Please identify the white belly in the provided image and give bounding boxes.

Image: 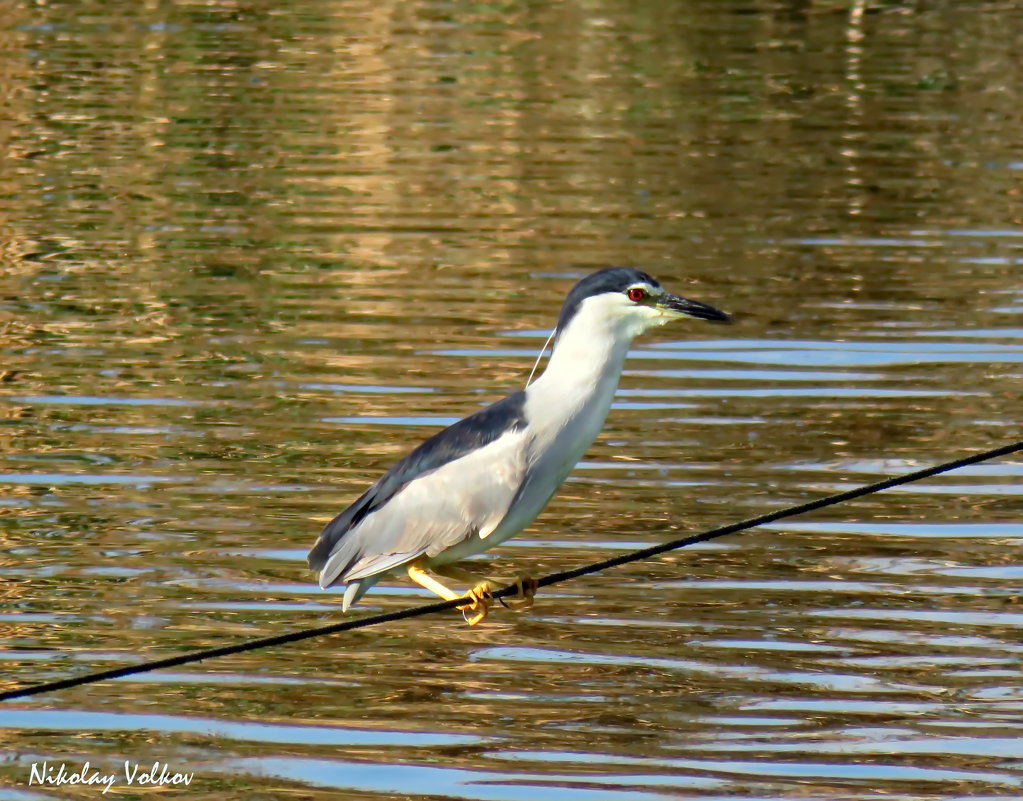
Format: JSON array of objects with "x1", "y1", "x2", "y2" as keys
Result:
[{"x1": 427, "y1": 360, "x2": 621, "y2": 567}]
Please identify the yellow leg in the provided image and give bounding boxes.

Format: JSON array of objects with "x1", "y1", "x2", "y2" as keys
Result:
[
  {"x1": 406, "y1": 563, "x2": 493, "y2": 625},
  {"x1": 432, "y1": 563, "x2": 537, "y2": 612},
  {"x1": 406, "y1": 563, "x2": 461, "y2": 601}
]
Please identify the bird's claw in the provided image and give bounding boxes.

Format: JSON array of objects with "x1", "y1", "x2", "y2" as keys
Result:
[
  {"x1": 498, "y1": 576, "x2": 538, "y2": 610},
  {"x1": 457, "y1": 582, "x2": 493, "y2": 625}
]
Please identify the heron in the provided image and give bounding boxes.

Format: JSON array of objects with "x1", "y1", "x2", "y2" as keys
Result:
[{"x1": 308, "y1": 267, "x2": 730, "y2": 624}]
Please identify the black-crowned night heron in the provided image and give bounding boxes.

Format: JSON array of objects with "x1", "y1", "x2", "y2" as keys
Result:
[{"x1": 308, "y1": 267, "x2": 730, "y2": 624}]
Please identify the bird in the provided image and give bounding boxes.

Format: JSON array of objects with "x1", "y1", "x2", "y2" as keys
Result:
[{"x1": 308, "y1": 267, "x2": 730, "y2": 624}]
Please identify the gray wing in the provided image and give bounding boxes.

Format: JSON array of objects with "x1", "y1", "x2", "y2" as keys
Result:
[
  {"x1": 318, "y1": 429, "x2": 529, "y2": 588},
  {"x1": 308, "y1": 391, "x2": 529, "y2": 589}
]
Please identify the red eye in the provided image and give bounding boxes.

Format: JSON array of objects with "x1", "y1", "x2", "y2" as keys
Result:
[{"x1": 627, "y1": 287, "x2": 646, "y2": 302}]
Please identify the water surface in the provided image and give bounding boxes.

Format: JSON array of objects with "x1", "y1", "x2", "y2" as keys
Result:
[{"x1": 1, "y1": 1, "x2": 1022, "y2": 799}]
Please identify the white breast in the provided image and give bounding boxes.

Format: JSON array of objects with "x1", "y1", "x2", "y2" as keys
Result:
[{"x1": 479, "y1": 295, "x2": 635, "y2": 548}]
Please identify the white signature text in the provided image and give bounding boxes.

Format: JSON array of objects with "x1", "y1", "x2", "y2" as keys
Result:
[{"x1": 29, "y1": 760, "x2": 194, "y2": 794}]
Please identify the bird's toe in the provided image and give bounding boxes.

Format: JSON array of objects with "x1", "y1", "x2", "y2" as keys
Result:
[
  {"x1": 457, "y1": 582, "x2": 493, "y2": 625},
  {"x1": 499, "y1": 576, "x2": 538, "y2": 610}
]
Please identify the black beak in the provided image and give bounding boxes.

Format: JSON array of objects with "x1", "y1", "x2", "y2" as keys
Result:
[{"x1": 659, "y1": 294, "x2": 731, "y2": 323}]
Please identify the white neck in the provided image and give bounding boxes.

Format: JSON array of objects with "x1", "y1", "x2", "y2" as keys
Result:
[
  {"x1": 525, "y1": 296, "x2": 638, "y2": 445},
  {"x1": 534, "y1": 321, "x2": 629, "y2": 394}
]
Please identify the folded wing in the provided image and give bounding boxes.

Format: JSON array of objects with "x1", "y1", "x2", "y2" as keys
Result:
[{"x1": 308, "y1": 390, "x2": 530, "y2": 590}]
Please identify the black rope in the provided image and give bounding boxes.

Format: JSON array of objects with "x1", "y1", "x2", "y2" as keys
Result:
[{"x1": 3, "y1": 440, "x2": 1021, "y2": 702}]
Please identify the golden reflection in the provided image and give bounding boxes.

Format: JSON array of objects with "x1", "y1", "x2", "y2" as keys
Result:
[{"x1": 0, "y1": 1, "x2": 1021, "y2": 798}]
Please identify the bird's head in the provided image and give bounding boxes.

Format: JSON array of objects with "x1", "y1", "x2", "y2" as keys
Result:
[{"x1": 554, "y1": 267, "x2": 730, "y2": 345}]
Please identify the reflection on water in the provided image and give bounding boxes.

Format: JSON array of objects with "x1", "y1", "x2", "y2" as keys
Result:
[{"x1": 1, "y1": 0, "x2": 1023, "y2": 799}]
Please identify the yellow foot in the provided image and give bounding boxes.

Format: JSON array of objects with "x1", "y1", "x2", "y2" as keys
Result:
[
  {"x1": 499, "y1": 576, "x2": 538, "y2": 611},
  {"x1": 456, "y1": 582, "x2": 493, "y2": 626}
]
